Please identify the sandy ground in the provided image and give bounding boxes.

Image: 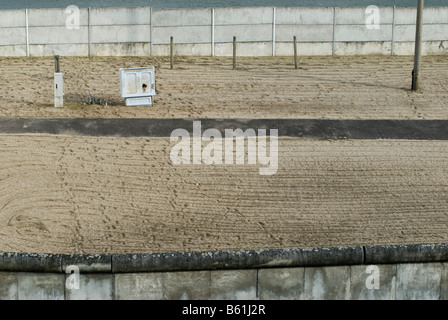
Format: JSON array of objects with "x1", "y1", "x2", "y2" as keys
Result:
[
  {"x1": 0, "y1": 135, "x2": 447, "y2": 254},
  {"x1": 0, "y1": 55, "x2": 447, "y2": 120},
  {"x1": 0, "y1": 55, "x2": 447, "y2": 255}
]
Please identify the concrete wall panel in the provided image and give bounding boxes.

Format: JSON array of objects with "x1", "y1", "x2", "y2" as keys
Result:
[
  {"x1": 302, "y1": 266, "x2": 351, "y2": 300},
  {"x1": 335, "y1": 41, "x2": 392, "y2": 55},
  {"x1": 349, "y1": 265, "x2": 397, "y2": 300},
  {"x1": 215, "y1": 25, "x2": 272, "y2": 43},
  {"x1": 336, "y1": 7, "x2": 394, "y2": 25},
  {"x1": 214, "y1": 42, "x2": 272, "y2": 56},
  {"x1": 210, "y1": 270, "x2": 257, "y2": 300},
  {"x1": 395, "y1": 263, "x2": 443, "y2": 300},
  {"x1": 0, "y1": 28, "x2": 26, "y2": 46},
  {"x1": 276, "y1": 25, "x2": 333, "y2": 42},
  {"x1": 91, "y1": 7, "x2": 151, "y2": 26},
  {"x1": 258, "y1": 268, "x2": 304, "y2": 300},
  {"x1": 91, "y1": 25, "x2": 150, "y2": 43},
  {"x1": 153, "y1": 26, "x2": 210, "y2": 44},
  {"x1": 215, "y1": 7, "x2": 273, "y2": 25},
  {"x1": 0, "y1": 45, "x2": 27, "y2": 57},
  {"x1": 29, "y1": 27, "x2": 88, "y2": 45},
  {"x1": 66, "y1": 274, "x2": 114, "y2": 300},
  {"x1": 335, "y1": 25, "x2": 393, "y2": 42},
  {"x1": 0, "y1": 10, "x2": 26, "y2": 28},
  {"x1": 153, "y1": 8, "x2": 211, "y2": 27},
  {"x1": 395, "y1": 8, "x2": 417, "y2": 25},
  {"x1": 29, "y1": 44, "x2": 88, "y2": 56},
  {"x1": 153, "y1": 43, "x2": 211, "y2": 56},
  {"x1": 17, "y1": 273, "x2": 65, "y2": 300},
  {"x1": 92, "y1": 43, "x2": 151, "y2": 56},
  {"x1": 29, "y1": 8, "x2": 88, "y2": 27},
  {"x1": 276, "y1": 7, "x2": 333, "y2": 25},
  {"x1": 276, "y1": 42, "x2": 333, "y2": 56},
  {"x1": 115, "y1": 273, "x2": 164, "y2": 300},
  {"x1": 0, "y1": 273, "x2": 18, "y2": 300}
]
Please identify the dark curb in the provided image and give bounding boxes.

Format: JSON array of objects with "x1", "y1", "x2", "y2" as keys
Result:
[
  {"x1": 0, "y1": 252, "x2": 62, "y2": 273},
  {"x1": 62, "y1": 254, "x2": 112, "y2": 273},
  {"x1": 0, "y1": 243, "x2": 447, "y2": 273},
  {"x1": 364, "y1": 243, "x2": 448, "y2": 264},
  {"x1": 111, "y1": 246, "x2": 363, "y2": 273}
]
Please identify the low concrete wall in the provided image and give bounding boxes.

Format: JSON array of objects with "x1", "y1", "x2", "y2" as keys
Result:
[
  {"x1": 0, "y1": 6, "x2": 447, "y2": 57},
  {"x1": 0, "y1": 243, "x2": 447, "y2": 300}
]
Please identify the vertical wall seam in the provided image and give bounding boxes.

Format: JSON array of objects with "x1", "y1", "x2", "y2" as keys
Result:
[
  {"x1": 112, "y1": 273, "x2": 116, "y2": 300},
  {"x1": 332, "y1": 7, "x2": 336, "y2": 56},
  {"x1": 391, "y1": 5, "x2": 396, "y2": 56},
  {"x1": 88, "y1": 7, "x2": 91, "y2": 57},
  {"x1": 211, "y1": 8, "x2": 215, "y2": 57},
  {"x1": 150, "y1": 7, "x2": 153, "y2": 56},
  {"x1": 255, "y1": 269, "x2": 259, "y2": 299},
  {"x1": 362, "y1": 246, "x2": 367, "y2": 265},
  {"x1": 25, "y1": 9, "x2": 29, "y2": 57},
  {"x1": 272, "y1": 7, "x2": 276, "y2": 57}
]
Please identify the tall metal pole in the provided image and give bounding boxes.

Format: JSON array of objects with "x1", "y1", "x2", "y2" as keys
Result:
[{"x1": 412, "y1": 0, "x2": 424, "y2": 91}]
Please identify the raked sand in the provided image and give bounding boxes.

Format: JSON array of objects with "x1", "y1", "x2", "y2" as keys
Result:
[{"x1": 0, "y1": 136, "x2": 446, "y2": 254}]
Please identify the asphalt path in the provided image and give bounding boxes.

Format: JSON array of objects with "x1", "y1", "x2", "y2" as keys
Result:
[{"x1": 1, "y1": 118, "x2": 448, "y2": 140}]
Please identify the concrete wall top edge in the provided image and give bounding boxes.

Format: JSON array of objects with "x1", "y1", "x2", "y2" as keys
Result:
[{"x1": 0, "y1": 243, "x2": 447, "y2": 273}]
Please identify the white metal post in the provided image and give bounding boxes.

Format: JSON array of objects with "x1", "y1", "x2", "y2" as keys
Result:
[
  {"x1": 150, "y1": 7, "x2": 153, "y2": 56},
  {"x1": 88, "y1": 7, "x2": 91, "y2": 57},
  {"x1": 25, "y1": 9, "x2": 29, "y2": 57},
  {"x1": 272, "y1": 7, "x2": 276, "y2": 57},
  {"x1": 332, "y1": 7, "x2": 336, "y2": 56},
  {"x1": 391, "y1": 5, "x2": 396, "y2": 56},
  {"x1": 211, "y1": 8, "x2": 215, "y2": 57}
]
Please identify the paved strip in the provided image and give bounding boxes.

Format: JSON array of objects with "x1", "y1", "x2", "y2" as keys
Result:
[{"x1": 1, "y1": 118, "x2": 448, "y2": 140}]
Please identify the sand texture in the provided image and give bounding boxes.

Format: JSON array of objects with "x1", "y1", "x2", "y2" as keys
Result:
[
  {"x1": 0, "y1": 55, "x2": 447, "y2": 120},
  {"x1": 0, "y1": 55, "x2": 447, "y2": 254},
  {"x1": 0, "y1": 136, "x2": 447, "y2": 254}
]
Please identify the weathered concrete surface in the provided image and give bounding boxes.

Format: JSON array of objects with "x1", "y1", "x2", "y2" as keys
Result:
[
  {"x1": 210, "y1": 270, "x2": 257, "y2": 300},
  {"x1": 115, "y1": 273, "x2": 164, "y2": 300},
  {"x1": 1, "y1": 261, "x2": 448, "y2": 299},
  {"x1": 163, "y1": 271, "x2": 211, "y2": 300},
  {"x1": 349, "y1": 264, "x2": 397, "y2": 300},
  {"x1": 441, "y1": 263, "x2": 448, "y2": 300},
  {"x1": 17, "y1": 273, "x2": 65, "y2": 300},
  {"x1": 395, "y1": 263, "x2": 443, "y2": 300},
  {"x1": 258, "y1": 268, "x2": 304, "y2": 300},
  {"x1": 0, "y1": 272, "x2": 18, "y2": 300},
  {"x1": 302, "y1": 266, "x2": 351, "y2": 300},
  {"x1": 65, "y1": 274, "x2": 113, "y2": 300}
]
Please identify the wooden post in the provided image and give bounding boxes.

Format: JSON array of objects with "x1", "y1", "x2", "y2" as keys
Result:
[
  {"x1": 170, "y1": 36, "x2": 174, "y2": 69},
  {"x1": 54, "y1": 55, "x2": 60, "y2": 73},
  {"x1": 293, "y1": 36, "x2": 298, "y2": 70},
  {"x1": 233, "y1": 36, "x2": 236, "y2": 70},
  {"x1": 412, "y1": 0, "x2": 424, "y2": 91}
]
